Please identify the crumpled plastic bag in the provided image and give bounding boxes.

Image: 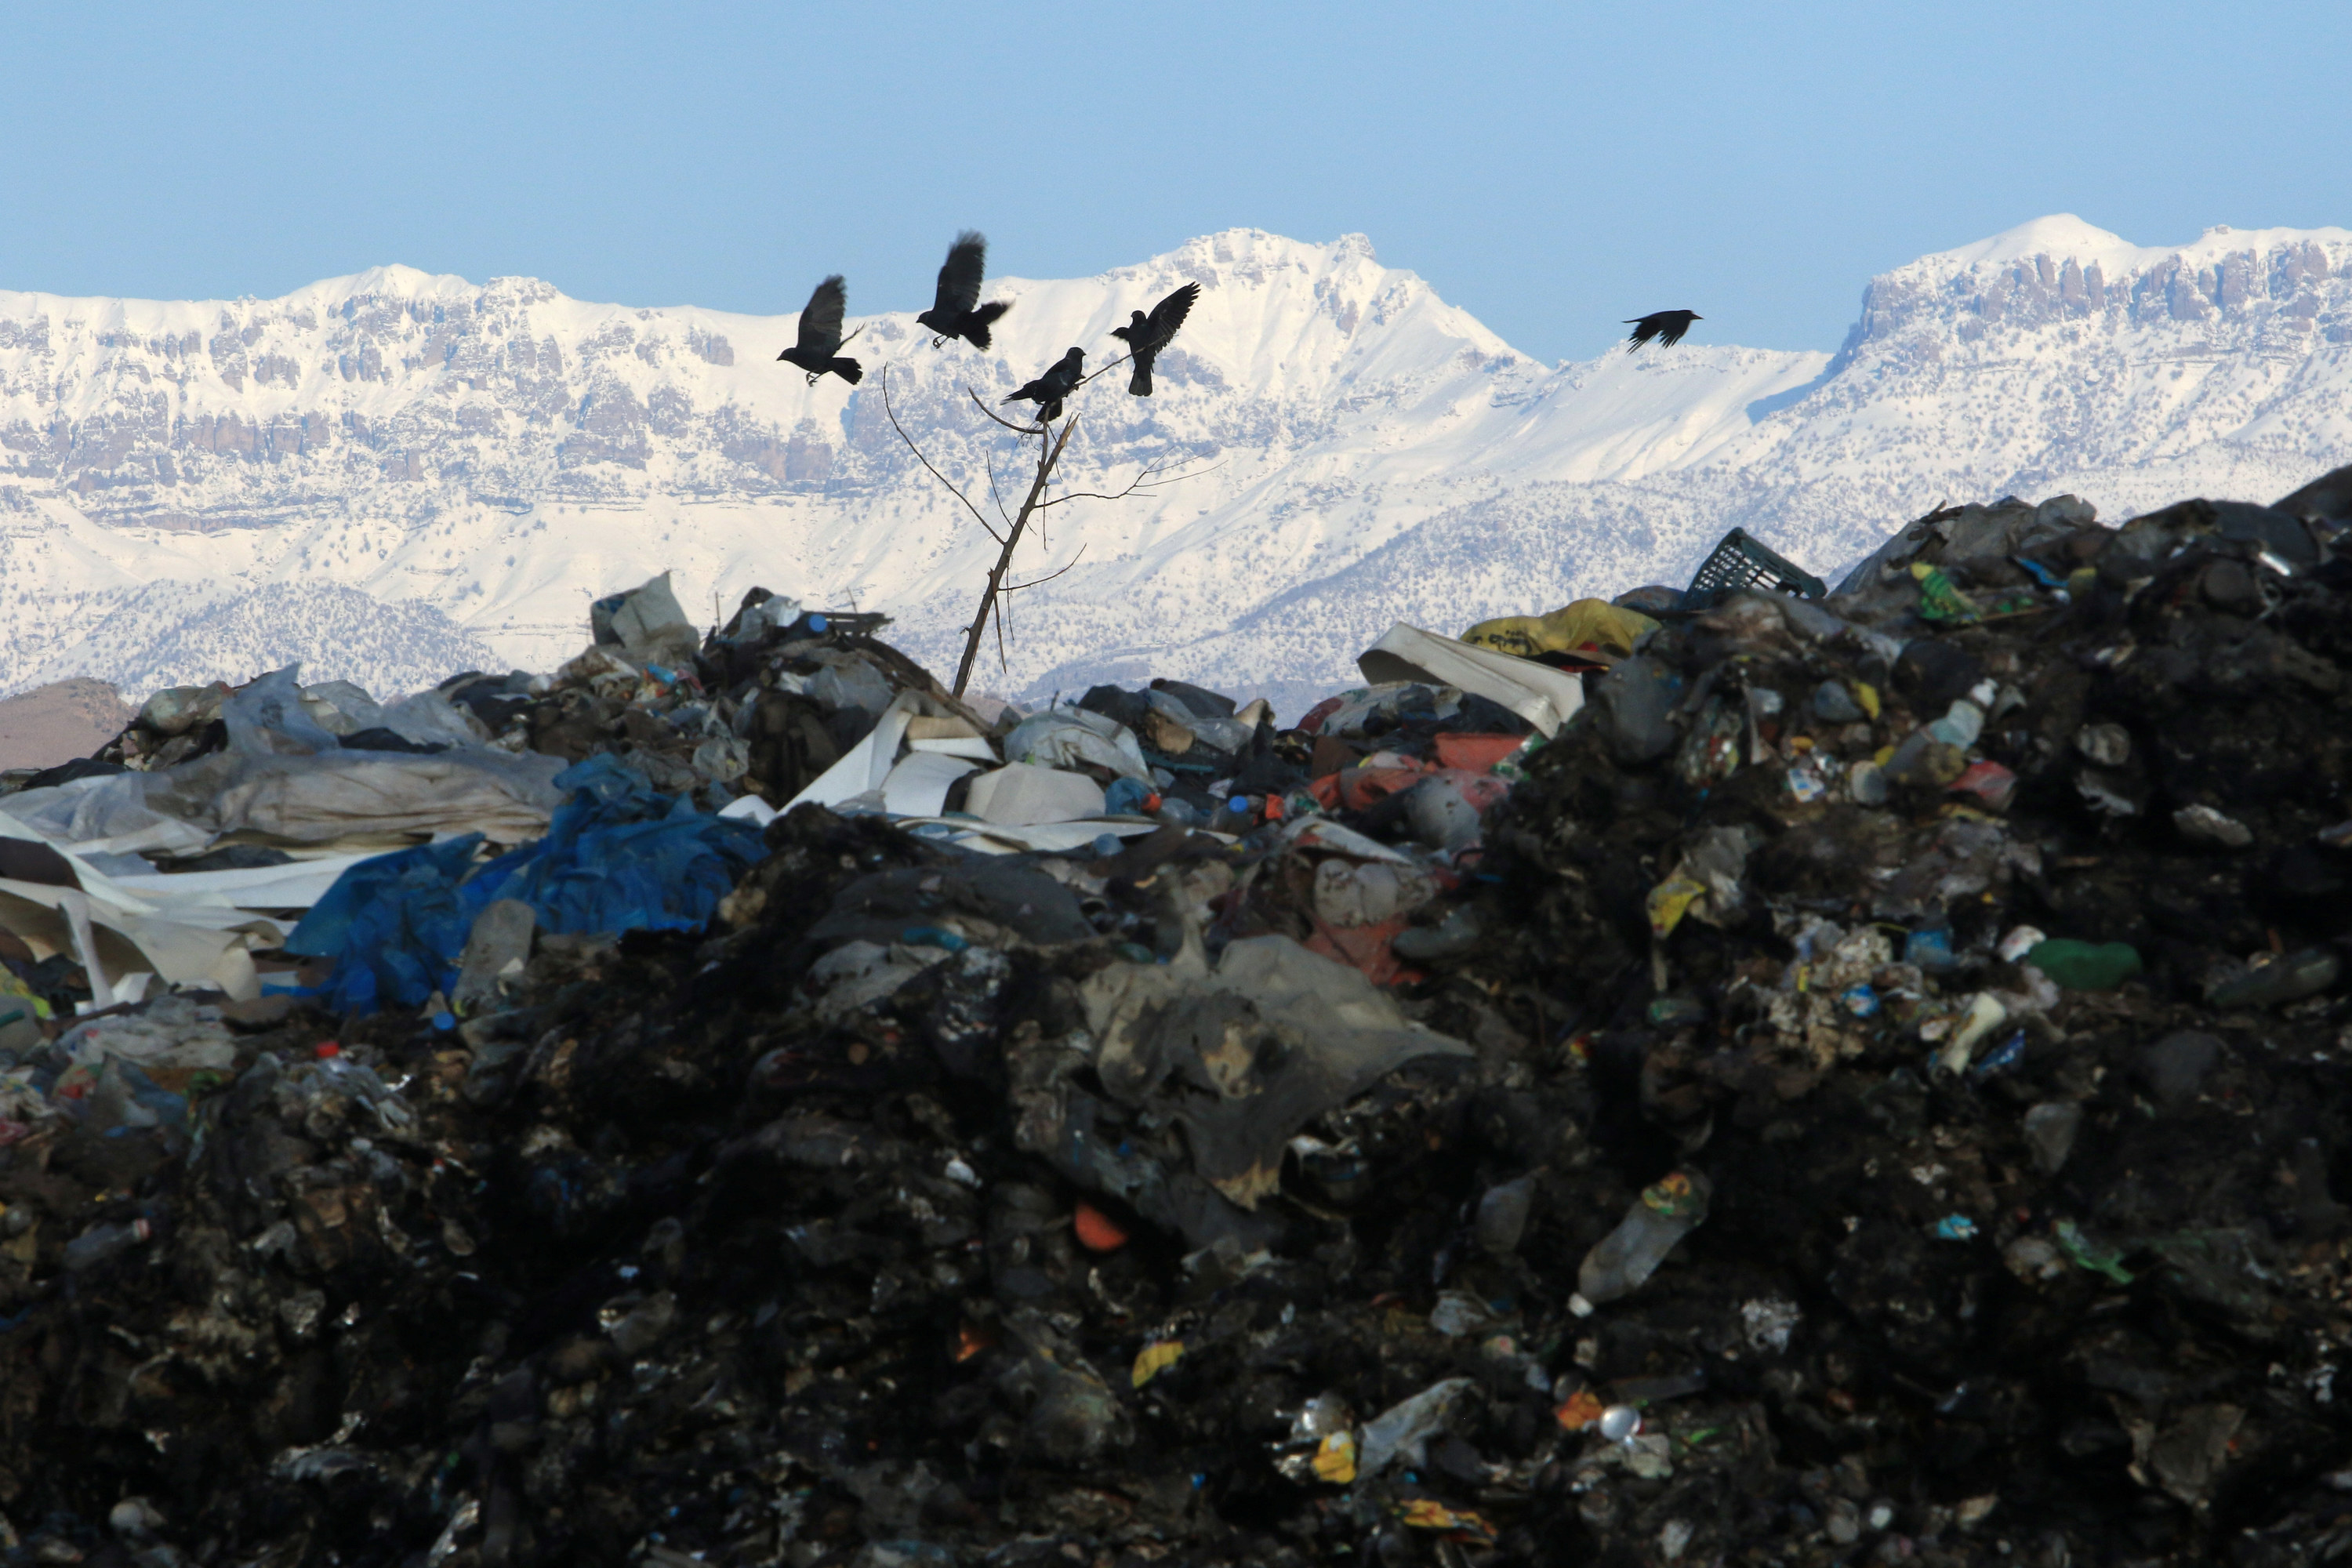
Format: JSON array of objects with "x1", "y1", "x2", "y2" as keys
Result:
[
  {"x1": 284, "y1": 836, "x2": 490, "y2": 1014},
  {"x1": 472, "y1": 753, "x2": 766, "y2": 937},
  {"x1": 222, "y1": 667, "x2": 343, "y2": 757},
  {"x1": 591, "y1": 571, "x2": 702, "y2": 669},
  {"x1": 1080, "y1": 935, "x2": 1472, "y2": 1207},
  {"x1": 380, "y1": 688, "x2": 493, "y2": 749},
  {"x1": 1460, "y1": 597, "x2": 1659, "y2": 659},
  {"x1": 143, "y1": 748, "x2": 567, "y2": 848},
  {"x1": 1001, "y1": 707, "x2": 1152, "y2": 782}
]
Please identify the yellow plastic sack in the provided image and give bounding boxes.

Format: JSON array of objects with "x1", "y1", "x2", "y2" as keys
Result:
[
  {"x1": 1312, "y1": 1431, "x2": 1357, "y2": 1483},
  {"x1": 1461, "y1": 598, "x2": 1659, "y2": 659},
  {"x1": 1131, "y1": 1341, "x2": 1185, "y2": 1388}
]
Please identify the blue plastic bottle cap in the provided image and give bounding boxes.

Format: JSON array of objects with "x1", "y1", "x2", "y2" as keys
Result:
[{"x1": 807, "y1": 614, "x2": 829, "y2": 633}]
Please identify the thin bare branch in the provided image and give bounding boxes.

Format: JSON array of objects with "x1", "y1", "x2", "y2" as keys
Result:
[
  {"x1": 1073, "y1": 349, "x2": 1135, "y2": 389},
  {"x1": 882, "y1": 368, "x2": 1003, "y2": 544},
  {"x1": 982, "y1": 451, "x2": 1014, "y2": 529},
  {"x1": 1000, "y1": 543, "x2": 1089, "y2": 593},
  {"x1": 1034, "y1": 456, "x2": 1221, "y2": 509},
  {"x1": 967, "y1": 387, "x2": 1044, "y2": 434}
]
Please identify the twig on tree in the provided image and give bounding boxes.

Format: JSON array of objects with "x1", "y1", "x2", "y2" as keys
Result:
[
  {"x1": 967, "y1": 387, "x2": 1045, "y2": 434},
  {"x1": 1034, "y1": 456, "x2": 1219, "y2": 510},
  {"x1": 882, "y1": 368, "x2": 1003, "y2": 544},
  {"x1": 1001, "y1": 544, "x2": 1088, "y2": 593},
  {"x1": 983, "y1": 452, "x2": 1015, "y2": 531},
  {"x1": 1073, "y1": 349, "x2": 1135, "y2": 390}
]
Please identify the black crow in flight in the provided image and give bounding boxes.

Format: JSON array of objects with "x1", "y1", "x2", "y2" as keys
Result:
[
  {"x1": 1004, "y1": 347, "x2": 1084, "y2": 423},
  {"x1": 1110, "y1": 281, "x2": 1200, "y2": 395},
  {"x1": 915, "y1": 230, "x2": 1013, "y2": 350},
  {"x1": 1624, "y1": 310, "x2": 1701, "y2": 352},
  {"x1": 776, "y1": 274, "x2": 864, "y2": 385}
]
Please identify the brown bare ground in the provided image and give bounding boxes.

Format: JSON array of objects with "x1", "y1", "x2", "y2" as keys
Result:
[{"x1": 0, "y1": 677, "x2": 133, "y2": 771}]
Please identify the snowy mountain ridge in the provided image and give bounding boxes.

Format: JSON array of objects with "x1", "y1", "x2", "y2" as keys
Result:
[{"x1": 2, "y1": 216, "x2": 2347, "y2": 710}]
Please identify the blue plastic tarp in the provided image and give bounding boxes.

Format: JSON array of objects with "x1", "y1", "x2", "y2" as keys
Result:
[{"x1": 285, "y1": 755, "x2": 768, "y2": 1014}]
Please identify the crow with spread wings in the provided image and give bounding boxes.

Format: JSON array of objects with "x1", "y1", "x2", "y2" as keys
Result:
[
  {"x1": 1623, "y1": 310, "x2": 1701, "y2": 352},
  {"x1": 776, "y1": 275, "x2": 864, "y2": 385},
  {"x1": 915, "y1": 230, "x2": 1013, "y2": 350},
  {"x1": 1111, "y1": 281, "x2": 1200, "y2": 396}
]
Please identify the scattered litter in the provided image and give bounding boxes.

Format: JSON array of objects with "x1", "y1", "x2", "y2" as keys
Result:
[{"x1": 3, "y1": 468, "x2": 2350, "y2": 1566}]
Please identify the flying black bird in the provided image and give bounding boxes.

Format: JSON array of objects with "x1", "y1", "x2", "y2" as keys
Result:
[
  {"x1": 1624, "y1": 310, "x2": 1701, "y2": 352},
  {"x1": 776, "y1": 274, "x2": 864, "y2": 385},
  {"x1": 1110, "y1": 281, "x2": 1200, "y2": 396},
  {"x1": 915, "y1": 230, "x2": 1013, "y2": 350},
  {"x1": 1003, "y1": 347, "x2": 1083, "y2": 423}
]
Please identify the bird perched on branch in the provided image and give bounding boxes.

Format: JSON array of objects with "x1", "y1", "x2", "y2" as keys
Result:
[
  {"x1": 915, "y1": 230, "x2": 1013, "y2": 350},
  {"x1": 1111, "y1": 281, "x2": 1200, "y2": 396},
  {"x1": 1004, "y1": 347, "x2": 1083, "y2": 423},
  {"x1": 776, "y1": 275, "x2": 864, "y2": 385},
  {"x1": 1623, "y1": 310, "x2": 1700, "y2": 352}
]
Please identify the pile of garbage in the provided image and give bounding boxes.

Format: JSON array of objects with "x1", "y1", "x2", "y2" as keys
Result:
[{"x1": 0, "y1": 464, "x2": 2349, "y2": 1567}]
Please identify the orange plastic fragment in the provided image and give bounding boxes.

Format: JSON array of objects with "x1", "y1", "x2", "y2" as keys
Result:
[
  {"x1": 1336, "y1": 765, "x2": 1427, "y2": 812},
  {"x1": 1433, "y1": 733, "x2": 1526, "y2": 772},
  {"x1": 1555, "y1": 1388, "x2": 1606, "y2": 1430},
  {"x1": 1073, "y1": 1201, "x2": 1130, "y2": 1252}
]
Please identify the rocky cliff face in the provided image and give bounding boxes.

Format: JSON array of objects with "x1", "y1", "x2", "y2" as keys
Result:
[
  {"x1": 1755, "y1": 216, "x2": 2352, "y2": 522},
  {"x1": 2, "y1": 217, "x2": 2347, "y2": 706}
]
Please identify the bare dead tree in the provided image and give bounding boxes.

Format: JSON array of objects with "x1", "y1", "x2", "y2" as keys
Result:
[{"x1": 879, "y1": 365, "x2": 1203, "y2": 698}]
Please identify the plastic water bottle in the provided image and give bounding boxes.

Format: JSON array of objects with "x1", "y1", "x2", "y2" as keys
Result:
[
  {"x1": 64, "y1": 1217, "x2": 152, "y2": 1272},
  {"x1": 1577, "y1": 1171, "x2": 1711, "y2": 1305}
]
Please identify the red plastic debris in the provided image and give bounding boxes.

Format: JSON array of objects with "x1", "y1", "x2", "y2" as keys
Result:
[
  {"x1": 1073, "y1": 1201, "x2": 1131, "y2": 1252},
  {"x1": 1305, "y1": 916, "x2": 1417, "y2": 988},
  {"x1": 1296, "y1": 696, "x2": 1344, "y2": 735},
  {"x1": 1434, "y1": 733, "x2": 1526, "y2": 772},
  {"x1": 1948, "y1": 760, "x2": 2018, "y2": 811}
]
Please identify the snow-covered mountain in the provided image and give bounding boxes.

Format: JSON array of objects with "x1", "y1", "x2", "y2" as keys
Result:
[{"x1": 3, "y1": 216, "x2": 2347, "y2": 709}]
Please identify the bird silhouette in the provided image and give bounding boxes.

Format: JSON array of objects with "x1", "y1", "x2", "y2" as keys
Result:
[
  {"x1": 1624, "y1": 310, "x2": 1701, "y2": 352},
  {"x1": 1110, "y1": 281, "x2": 1200, "y2": 396},
  {"x1": 776, "y1": 275, "x2": 864, "y2": 385},
  {"x1": 1004, "y1": 347, "x2": 1084, "y2": 423},
  {"x1": 915, "y1": 230, "x2": 1013, "y2": 350}
]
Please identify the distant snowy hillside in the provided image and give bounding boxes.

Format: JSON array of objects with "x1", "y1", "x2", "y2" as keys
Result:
[{"x1": 2, "y1": 216, "x2": 2347, "y2": 706}]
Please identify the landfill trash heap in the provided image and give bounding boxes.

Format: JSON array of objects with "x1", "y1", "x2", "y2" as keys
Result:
[{"x1": 0, "y1": 466, "x2": 2350, "y2": 1567}]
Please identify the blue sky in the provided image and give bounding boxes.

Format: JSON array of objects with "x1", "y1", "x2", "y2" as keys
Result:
[{"x1": 4, "y1": 1, "x2": 2344, "y2": 362}]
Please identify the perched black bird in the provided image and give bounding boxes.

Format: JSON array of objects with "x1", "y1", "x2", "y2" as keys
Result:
[
  {"x1": 915, "y1": 230, "x2": 1013, "y2": 350},
  {"x1": 1624, "y1": 310, "x2": 1701, "y2": 352},
  {"x1": 1110, "y1": 281, "x2": 1200, "y2": 396},
  {"x1": 776, "y1": 274, "x2": 864, "y2": 385},
  {"x1": 1004, "y1": 347, "x2": 1083, "y2": 423}
]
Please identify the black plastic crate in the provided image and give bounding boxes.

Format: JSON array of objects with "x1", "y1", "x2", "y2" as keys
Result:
[{"x1": 1679, "y1": 528, "x2": 1826, "y2": 610}]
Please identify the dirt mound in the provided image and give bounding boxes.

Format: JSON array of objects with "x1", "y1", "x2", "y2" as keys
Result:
[{"x1": 0, "y1": 678, "x2": 133, "y2": 772}]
